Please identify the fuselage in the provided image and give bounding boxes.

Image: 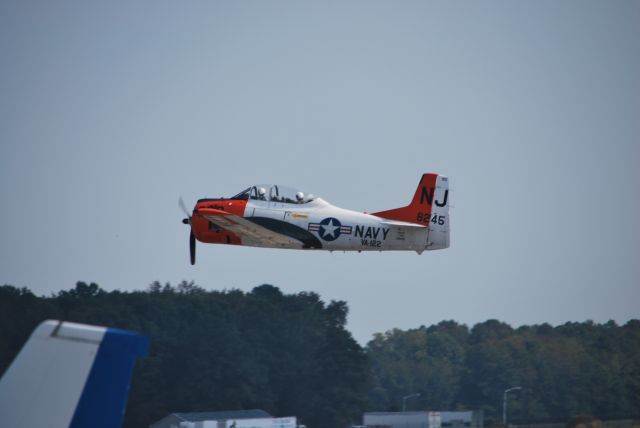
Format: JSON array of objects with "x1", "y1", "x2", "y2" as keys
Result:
[
  {"x1": 192, "y1": 197, "x2": 430, "y2": 252},
  {"x1": 245, "y1": 197, "x2": 429, "y2": 252}
]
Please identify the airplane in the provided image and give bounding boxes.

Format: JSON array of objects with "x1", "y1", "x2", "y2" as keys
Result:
[
  {"x1": 0, "y1": 320, "x2": 148, "y2": 428},
  {"x1": 180, "y1": 172, "x2": 449, "y2": 265}
]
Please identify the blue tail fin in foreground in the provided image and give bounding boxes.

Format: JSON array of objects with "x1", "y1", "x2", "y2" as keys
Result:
[{"x1": 0, "y1": 320, "x2": 148, "y2": 428}]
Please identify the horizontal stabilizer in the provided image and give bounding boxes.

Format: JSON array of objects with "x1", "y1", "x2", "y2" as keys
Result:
[{"x1": 379, "y1": 219, "x2": 427, "y2": 228}]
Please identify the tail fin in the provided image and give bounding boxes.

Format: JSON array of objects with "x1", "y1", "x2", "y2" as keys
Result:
[
  {"x1": 373, "y1": 173, "x2": 450, "y2": 250},
  {"x1": 0, "y1": 320, "x2": 149, "y2": 428}
]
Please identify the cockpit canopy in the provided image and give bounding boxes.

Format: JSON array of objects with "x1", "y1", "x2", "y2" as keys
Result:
[{"x1": 232, "y1": 185, "x2": 317, "y2": 204}]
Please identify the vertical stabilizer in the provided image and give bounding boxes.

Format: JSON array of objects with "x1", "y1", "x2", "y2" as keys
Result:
[
  {"x1": 372, "y1": 173, "x2": 450, "y2": 250},
  {"x1": 0, "y1": 320, "x2": 148, "y2": 428}
]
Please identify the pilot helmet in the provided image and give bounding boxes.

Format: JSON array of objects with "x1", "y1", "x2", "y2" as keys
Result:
[
  {"x1": 258, "y1": 187, "x2": 266, "y2": 197},
  {"x1": 295, "y1": 191, "x2": 304, "y2": 201}
]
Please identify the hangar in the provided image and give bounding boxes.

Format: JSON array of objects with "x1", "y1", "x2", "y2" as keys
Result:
[
  {"x1": 150, "y1": 409, "x2": 298, "y2": 428},
  {"x1": 363, "y1": 410, "x2": 483, "y2": 428}
]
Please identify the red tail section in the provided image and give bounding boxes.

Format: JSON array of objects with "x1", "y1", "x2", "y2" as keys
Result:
[{"x1": 372, "y1": 173, "x2": 440, "y2": 225}]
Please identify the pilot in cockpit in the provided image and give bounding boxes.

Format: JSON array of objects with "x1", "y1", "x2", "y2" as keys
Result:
[
  {"x1": 295, "y1": 192, "x2": 304, "y2": 203},
  {"x1": 258, "y1": 187, "x2": 267, "y2": 200}
]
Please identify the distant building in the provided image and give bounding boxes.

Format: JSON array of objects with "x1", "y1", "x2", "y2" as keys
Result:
[
  {"x1": 364, "y1": 411, "x2": 442, "y2": 428},
  {"x1": 363, "y1": 410, "x2": 483, "y2": 428},
  {"x1": 441, "y1": 411, "x2": 483, "y2": 428},
  {"x1": 150, "y1": 409, "x2": 297, "y2": 428}
]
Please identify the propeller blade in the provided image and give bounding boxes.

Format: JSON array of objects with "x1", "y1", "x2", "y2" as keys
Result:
[
  {"x1": 179, "y1": 196, "x2": 191, "y2": 220},
  {"x1": 180, "y1": 197, "x2": 196, "y2": 265},
  {"x1": 190, "y1": 230, "x2": 196, "y2": 265}
]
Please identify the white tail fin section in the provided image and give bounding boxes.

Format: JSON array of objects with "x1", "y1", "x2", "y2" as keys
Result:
[
  {"x1": 0, "y1": 320, "x2": 148, "y2": 428},
  {"x1": 426, "y1": 175, "x2": 449, "y2": 250}
]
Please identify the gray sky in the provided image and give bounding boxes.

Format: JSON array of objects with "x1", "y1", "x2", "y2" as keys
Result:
[{"x1": 1, "y1": 1, "x2": 639, "y2": 344}]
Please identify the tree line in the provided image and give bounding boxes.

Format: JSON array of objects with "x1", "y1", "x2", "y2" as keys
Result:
[
  {"x1": 0, "y1": 282, "x2": 638, "y2": 427},
  {"x1": 367, "y1": 319, "x2": 640, "y2": 422}
]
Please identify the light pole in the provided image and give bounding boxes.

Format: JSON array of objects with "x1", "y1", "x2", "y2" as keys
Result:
[
  {"x1": 402, "y1": 393, "x2": 421, "y2": 412},
  {"x1": 502, "y1": 386, "x2": 522, "y2": 426}
]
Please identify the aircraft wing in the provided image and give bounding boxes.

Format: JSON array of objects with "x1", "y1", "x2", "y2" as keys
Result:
[
  {"x1": 198, "y1": 208, "x2": 303, "y2": 247},
  {"x1": 0, "y1": 320, "x2": 148, "y2": 428}
]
